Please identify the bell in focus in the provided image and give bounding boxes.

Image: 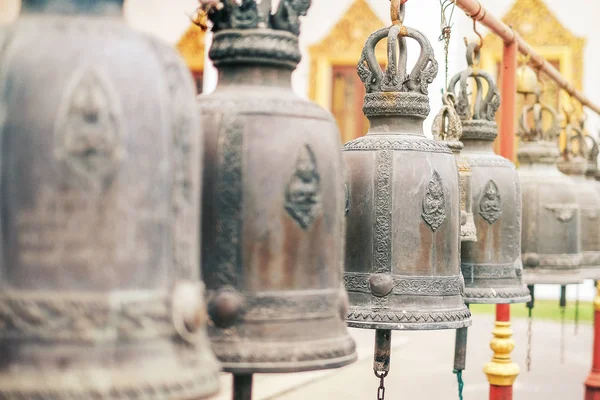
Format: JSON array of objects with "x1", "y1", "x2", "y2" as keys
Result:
[
  {"x1": 432, "y1": 92, "x2": 478, "y2": 243},
  {"x1": 556, "y1": 112, "x2": 600, "y2": 280},
  {"x1": 0, "y1": 0, "x2": 220, "y2": 398},
  {"x1": 448, "y1": 43, "x2": 530, "y2": 304},
  {"x1": 197, "y1": 0, "x2": 357, "y2": 373},
  {"x1": 343, "y1": 8, "x2": 471, "y2": 331},
  {"x1": 518, "y1": 83, "x2": 583, "y2": 285}
]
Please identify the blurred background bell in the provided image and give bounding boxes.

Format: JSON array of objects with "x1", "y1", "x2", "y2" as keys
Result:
[
  {"x1": 448, "y1": 43, "x2": 531, "y2": 305},
  {"x1": 0, "y1": 0, "x2": 220, "y2": 397},
  {"x1": 197, "y1": 0, "x2": 357, "y2": 378}
]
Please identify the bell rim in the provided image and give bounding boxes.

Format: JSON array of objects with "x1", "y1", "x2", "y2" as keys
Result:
[
  {"x1": 0, "y1": 362, "x2": 221, "y2": 400},
  {"x1": 346, "y1": 316, "x2": 472, "y2": 331},
  {"x1": 210, "y1": 334, "x2": 357, "y2": 374},
  {"x1": 463, "y1": 286, "x2": 531, "y2": 304},
  {"x1": 346, "y1": 305, "x2": 472, "y2": 331}
]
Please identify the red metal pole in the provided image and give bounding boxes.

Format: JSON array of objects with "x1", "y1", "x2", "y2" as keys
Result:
[
  {"x1": 451, "y1": 0, "x2": 600, "y2": 116},
  {"x1": 585, "y1": 282, "x2": 600, "y2": 399},
  {"x1": 487, "y1": 39, "x2": 518, "y2": 400}
]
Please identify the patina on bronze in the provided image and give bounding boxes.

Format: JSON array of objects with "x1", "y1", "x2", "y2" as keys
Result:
[
  {"x1": 343, "y1": 4, "x2": 471, "y2": 396},
  {"x1": 432, "y1": 92, "x2": 477, "y2": 243},
  {"x1": 557, "y1": 113, "x2": 600, "y2": 280},
  {"x1": 518, "y1": 88, "x2": 583, "y2": 285},
  {"x1": 448, "y1": 43, "x2": 530, "y2": 304},
  {"x1": 197, "y1": 0, "x2": 357, "y2": 380},
  {"x1": 0, "y1": 0, "x2": 220, "y2": 398}
]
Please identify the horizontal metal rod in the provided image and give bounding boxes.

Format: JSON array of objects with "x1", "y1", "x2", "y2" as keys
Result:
[{"x1": 451, "y1": 0, "x2": 600, "y2": 116}]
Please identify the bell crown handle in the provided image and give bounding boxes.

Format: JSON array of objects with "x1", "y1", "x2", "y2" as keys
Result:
[
  {"x1": 518, "y1": 95, "x2": 561, "y2": 143},
  {"x1": 357, "y1": 19, "x2": 437, "y2": 95},
  {"x1": 432, "y1": 93, "x2": 463, "y2": 144},
  {"x1": 447, "y1": 42, "x2": 500, "y2": 122}
]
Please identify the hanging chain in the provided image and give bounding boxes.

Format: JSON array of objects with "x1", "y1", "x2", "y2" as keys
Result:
[
  {"x1": 526, "y1": 306, "x2": 533, "y2": 372},
  {"x1": 375, "y1": 370, "x2": 388, "y2": 400},
  {"x1": 438, "y1": 0, "x2": 456, "y2": 89},
  {"x1": 453, "y1": 369, "x2": 464, "y2": 400},
  {"x1": 575, "y1": 284, "x2": 580, "y2": 336}
]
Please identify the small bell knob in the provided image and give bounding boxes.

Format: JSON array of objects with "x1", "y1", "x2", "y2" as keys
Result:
[{"x1": 208, "y1": 288, "x2": 245, "y2": 328}]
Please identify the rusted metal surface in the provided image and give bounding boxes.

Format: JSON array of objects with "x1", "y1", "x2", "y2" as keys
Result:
[
  {"x1": 448, "y1": 43, "x2": 530, "y2": 304},
  {"x1": 373, "y1": 329, "x2": 392, "y2": 373},
  {"x1": 343, "y1": 6, "x2": 471, "y2": 331},
  {"x1": 197, "y1": 0, "x2": 357, "y2": 374},
  {"x1": 0, "y1": 0, "x2": 221, "y2": 398},
  {"x1": 518, "y1": 89, "x2": 583, "y2": 285}
]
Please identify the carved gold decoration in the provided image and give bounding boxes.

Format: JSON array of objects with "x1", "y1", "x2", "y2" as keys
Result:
[
  {"x1": 595, "y1": 281, "x2": 600, "y2": 312},
  {"x1": 177, "y1": 24, "x2": 206, "y2": 72},
  {"x1": 308, "y1": 0, "x2": 386, "y2": 109},
  {"x1": 483, "y1": 320, "x2": 520, "y2": 386},
  {"x1": 481, "y1": 0, "x2": 586, "y2": 156}
]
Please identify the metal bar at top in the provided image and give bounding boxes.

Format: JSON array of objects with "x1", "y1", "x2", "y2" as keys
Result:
[{"x1": 451, "y1": 0, "x2": 600, "y2": 116}]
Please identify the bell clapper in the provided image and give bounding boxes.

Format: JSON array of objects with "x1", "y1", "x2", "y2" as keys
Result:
[
  {"x1": 453, "y1": 325, "x2": 468, "y2": 400},
  {"x1": 374, "y1": 329, "x2": 391, "y2": 400},
  {"x1": 526, "y1": 284, "x2": 535, "y2": 372},
  {"x1": 560, "y1": 285, "x2": 567, "y2": 364},
  {"x1": 232, "y1": 374, "x2": 253, "y2": 400}
]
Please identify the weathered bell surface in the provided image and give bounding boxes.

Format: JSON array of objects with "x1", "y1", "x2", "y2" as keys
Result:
[
  {"x1": 516, "y1": 65, "x2": 539, "y2": 95},
  {"x1": 0, "y1": 0, "x2": 220, "y2": 397},
  {"x1": 556, "y1": 118, "x2": 600, "y2": 280},
  {"x1": 432, "y1": 93, "x2": 477, "y2": 242},
  {"x1": 518, "y1": 91, "x2": 583, "y2": 285},
  {"x1": 197, "y1": 0, "x2": 357, "y2": 373},
  {"x1": 343, "y1": 18, "x2": 471, "y2": 331},
  {"x1": 448, "y1": 43, "x2": 530, "y2": 304}
]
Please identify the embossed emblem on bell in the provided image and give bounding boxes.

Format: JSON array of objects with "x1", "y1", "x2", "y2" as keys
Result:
[
  {"x1": 343, "y1": 7, "x2": 471, "y2": 331},
  {"x1": 447, "y1": 43, "x2": 530, "y2": 304},
  {"x1": 197, "y1": 0, "x2": 357, "y2": 374},
  {"x1": 0, "y1": 0, "x2": 220, "y2": 398},
  {"x1": 518, "y1": 86, "x2": 583, "y2": 285},
  {"x1": 556, "y1": 113, "x2": 600, "y2": 280},
  {"x1": 432, "y1": 93, "x2": 477, "y2": 242}
]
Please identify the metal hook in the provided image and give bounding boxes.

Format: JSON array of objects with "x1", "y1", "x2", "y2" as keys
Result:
[{"x1": 391, "y1": 0, "x2": 406, "y2": 26}]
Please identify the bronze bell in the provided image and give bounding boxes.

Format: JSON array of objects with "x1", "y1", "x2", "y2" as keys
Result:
[
  {"x1": 432, "y1": 92, "x2": 478, "y2": 243},
  {"x1": 447, "y1": 43, "x2": 530, "y2": 304},
  {"x1": 518, "y1": 90, "x2": 583, "y2": 285},
  {"x1": 197, "y1": 0, "x2": 357, "y2": 375},
  {"x1": 343, "y1": 9, "x2": 471, "y2": 331},
  {"x1": 0, "y1": 0, "x2": 220, "y2": 398},
  {"x1": 556, "y1": 116, "x2": 600, "y2": 280}
]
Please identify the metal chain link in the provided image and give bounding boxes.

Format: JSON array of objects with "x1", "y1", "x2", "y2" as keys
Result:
[
  {"x1": 526, "y1": 307, "x2": 532, "y2": 372},
  {"x1": 375, "y1": 370, "x2": 388, "y2": 400},
  {"x1": 438, "y1": 0, "x2": 457, "y2": 89}
]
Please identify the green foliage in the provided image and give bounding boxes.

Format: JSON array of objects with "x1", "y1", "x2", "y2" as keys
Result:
[{"x1": 470, "y1": 300, "x2": 594, "y2": 324}]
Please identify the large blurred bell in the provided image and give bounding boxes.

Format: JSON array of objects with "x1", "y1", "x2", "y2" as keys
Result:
[
  {"x1": 432, "y1": 93, "x2": 478, "y2": 242},
  {"x1": 556, "y1": 116, "x2": 600, "y2": 279},
  {"x1": 518, "y1": 90, "x2": 583, "y2": 284},
  {"x1": 343, "y1": 16, "x2": 471, "y2": 330},
  {"x1": 197, "y1": 0, "x2": 357, "y2": 373},
  {"x1": 0, "y1": 0, "x2": 220, "y2": 397},
  {"x1": 448, "y1": 43, "x2": 530, "y2": 304}
]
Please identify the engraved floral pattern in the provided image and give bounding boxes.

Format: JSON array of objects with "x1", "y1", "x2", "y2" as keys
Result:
[{"x1": 422, "y1": 170, "x2": 446, "y2": 231}]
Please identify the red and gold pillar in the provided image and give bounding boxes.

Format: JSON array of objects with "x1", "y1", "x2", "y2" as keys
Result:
[
  {"x1": 585, "y1": 281, "x2": 600, "y2": 399},
  {"x1": 485, "y1": 39, "x2": 520, "y2": 400}
]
